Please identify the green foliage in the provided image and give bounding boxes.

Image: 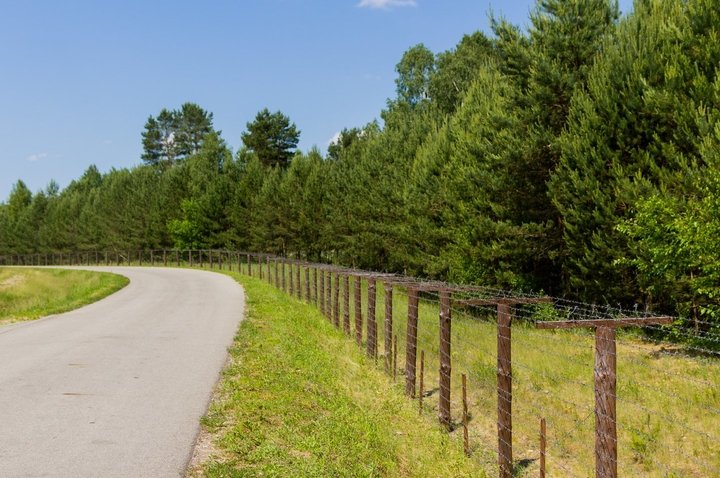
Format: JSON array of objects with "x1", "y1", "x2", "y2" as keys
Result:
[
  {"x1": 241, "y1": 108, "x2": 300, "y2": 168},
  {"x1": 549, "y1": 0, "x2": 720, "y2": 304},
  {"x1": 394, "y1": 43, "x2": 435, "y2": 107},
  {"x1": 141, "y1": 102, "x2": 215, "y2": 167},
  {"x1": 4, "y1": 0, "x2": 720, "y2": 337}
]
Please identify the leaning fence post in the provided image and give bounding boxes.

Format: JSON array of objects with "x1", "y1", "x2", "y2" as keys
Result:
[
  {"x1": 439, "y1": 290, "x2": 452, "y2": 430},
  {"x1": 405, "y1": 287, "x2": 419, "y2": 398}
]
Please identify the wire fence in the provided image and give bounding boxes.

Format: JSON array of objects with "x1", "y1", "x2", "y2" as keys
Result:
[{"x1": 2, "y1": 249, "x2": 719, "y2": 478}]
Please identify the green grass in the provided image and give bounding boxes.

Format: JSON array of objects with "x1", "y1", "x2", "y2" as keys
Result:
[
  {"x1": 208, "y1": 262, "x2": 719, "y2": 478},
  {"x1": 0, "y1": 267, "x2": 129, "y2": 324},
  {"x1": 191, "y1": 272, "x2": 486, "y2": 478}
]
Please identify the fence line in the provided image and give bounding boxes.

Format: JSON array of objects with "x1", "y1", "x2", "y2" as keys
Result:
[{"x1": 2, "y1": 249, "x2": 719, "y2": 478}]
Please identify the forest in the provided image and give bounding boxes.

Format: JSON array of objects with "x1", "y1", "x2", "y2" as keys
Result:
[{"x1": 2, "y1": 0, "x2": 720, "y2": 335}]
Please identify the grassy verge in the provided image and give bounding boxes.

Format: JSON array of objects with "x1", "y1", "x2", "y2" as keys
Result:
[
  {"x1": 191, "y1": 273, "x2": 486, "y2": 478},
  {"x1": 203, "y1": 263, "x2": 719, "y2": 477},
  {"x1": 0, "y1": 267, "x2": 129, "y2": 325}
]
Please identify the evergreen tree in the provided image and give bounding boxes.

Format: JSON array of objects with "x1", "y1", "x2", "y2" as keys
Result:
[
  {"x1": 549, "y1": 0, "x2": 719, "y2": 304},
  {"x1": 141, "y1": 103, "x2": 215, "y2": 167},
  {"x1": 241, "y1": 109, "x2": 300, "y2": 168}
]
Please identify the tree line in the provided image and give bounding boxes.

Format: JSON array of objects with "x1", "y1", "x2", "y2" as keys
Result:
[{"x1": 2, "y1": 0, "x2": 720, "y2": 338}]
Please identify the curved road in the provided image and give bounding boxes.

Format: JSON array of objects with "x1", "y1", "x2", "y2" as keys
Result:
[{"x1": 0, "y1": 267, "x2": 245, "y2": 477}]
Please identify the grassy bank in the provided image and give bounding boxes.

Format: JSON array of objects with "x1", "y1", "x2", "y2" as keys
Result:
[
  {"x1": 0, "y1": 267, "x2": 128, "y2": 325},
  {"x1": 191, "y1": 262, "x2": 719, "y2": 477},
  {"x1": 191, "y1": 273, "x2": 485, "y2": 478}
]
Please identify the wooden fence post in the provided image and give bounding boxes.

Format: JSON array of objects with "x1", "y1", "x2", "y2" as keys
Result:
[
  {"x1": 343, "y1": 275, "x2": 351, "y2": 335},
  {"x1": 462, "y1": 373, "x2": 470, "y2": 456},
  {"x1": 419, "y1": 349, "x2": 425, "y2": 412},
  {"x1": 439, "y1": 290, "x2": 452, "y2": 430},
  {"x1": 333, "y1": 273, "x2": 341, "y2": 328},
  {"x1": 405, "y1": 287, "x2": 419, "y2": 398},
  {"x1": 289, "y1": 261, "x2": 295, "y2": 296},
  {"x1": 540, "y1": 418, "x2": 546, "y2": 478},
  {"x1": 326, "y1": 271, "x2": 333, "y2": 322},
  {"x1": 319, "y1": 269, "x2": 326, "y2": 316},
  {"x1": 313, "y1": 267, "x2": 318, "y2": 305},
  {"x1": 304, "y1": 266, "x2": 310, "y2": 301},
  {"x1": 536, "y1": 316, "x2": 672, "y2": 478},
  {"x1": 367, "y1": 278, "x2": 377, "y2": 359},
  {"x1": 296, "y1": 262, "x2": 301, "y2": 299},
  {"x1": 354, "y1": 276, "x2": 363, "y2": 346},
  {"x1": 596, "y1": 326, "x2": 617, "y2": 478},
  {"x1": 497, "y1": 302, "x2": 513, "y2": 478},
  {"x1": 384, "y1": 283, "x2": 393, "y2": 372}
]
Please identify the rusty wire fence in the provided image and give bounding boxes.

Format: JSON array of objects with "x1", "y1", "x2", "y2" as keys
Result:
[{"x1": 2, "y1": 250, "x2": 719, "y2": 478}]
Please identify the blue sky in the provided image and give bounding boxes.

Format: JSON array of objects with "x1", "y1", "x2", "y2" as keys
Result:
[{"x1": 0, "y1": 0, "x2": 633, "y2": 201}]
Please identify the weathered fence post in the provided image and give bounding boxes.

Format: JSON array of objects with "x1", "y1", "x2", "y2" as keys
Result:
[
  {"x1": 439, "y1": 290, "x2": 452, "y2": 430},
  {"x1": 313, "y1": 267, "x2": 318, "y2": 305},
  {"x1": 319, "y1": 269, "x2": 326, "y2": 316},
  {"x1": 462, "y1": 373, "x2": 470, "y2": 456},
  {"x1": 540, "y1": 417, "x2": 546, "y2": 478},
  {"x1": 343, "y1": 275, "x2": 351, "y2": 335},
  {"x1": 289, "y1": 261, "x2": 295, "y2": 296},
  {"x1": 281, "y1": 259, "x2": 287, "y2": 292},
  {"x1": 305, "y1": 266, "x2": 310, "y2": 301},
  {"x1": 536, "y1": 315, "x2": 672, "y2": 478},
  {"x1": 367, "y1": 278, "x2": 377, "y2": 359},
  {"x1": 393, "y1": 334, "x2": 398, "y2": 381},
  {"x1": 405, "y1": 287, "x2": 419, "y2": 398},
  {"x1": 295, "y1": 262, "x2": 301, "y2": 299},
  {"x1": 354, "y1": 276, "x2": 363, "y2": 346},
  {"x1": 384, "y1": 283, "x2": 393, "y2": 372},
  {"x1": 326, "y1": 271, "x2": 333, "y2": 322},
  {"x1": 419, "y1": 349, "x2": 425, "y2": 412},
  {"x1": 497, "y1": 301, "x2": 513, "y2": 478},
  {"x1": 333, "y1": 273, "x2": 340, "y2": 328},
  {"x1": 247, "y1": 253, "x2": 252, "y2": 276}
]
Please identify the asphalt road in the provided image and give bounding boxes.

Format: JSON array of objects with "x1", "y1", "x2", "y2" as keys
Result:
[{"x1": 0, "y1": 267, "x2": 245, "y2": 478}]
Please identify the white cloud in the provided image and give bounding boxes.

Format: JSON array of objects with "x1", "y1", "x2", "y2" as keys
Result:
[
  {"x1": 25, "y1": 153, "x2": 48, "y2": 162},
  {"x1": 357, "y1": 0, "x2": 417, "y2": 9}
]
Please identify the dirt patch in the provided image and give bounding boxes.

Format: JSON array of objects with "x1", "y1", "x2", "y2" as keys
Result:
[
  {"x1": 185, "y1": 426, "x2": 222, "y2": 478},
  {"x1": 0, "y1": 273, "x2": 26, "y2": 290}
]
